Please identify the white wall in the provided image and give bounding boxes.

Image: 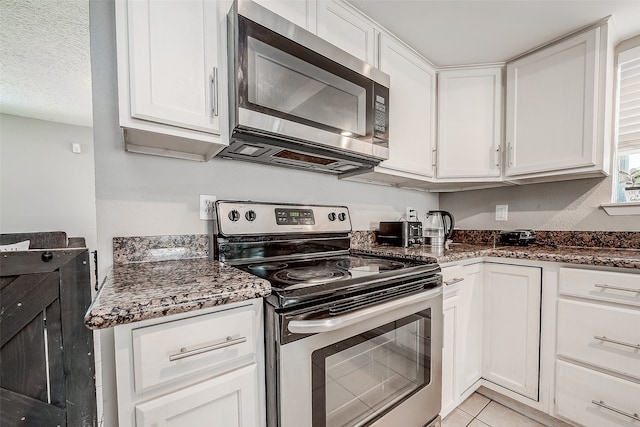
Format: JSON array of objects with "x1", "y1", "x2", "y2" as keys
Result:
[
  {"x1": 440, "y1": 176, "x2": 640, "y2": 231},
  {"x1": 0, "y1": 113, "x2": 98, "y2": 249}
]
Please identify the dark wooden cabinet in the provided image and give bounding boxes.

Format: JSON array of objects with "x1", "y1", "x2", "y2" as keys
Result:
[{"x1": 1, "y1": 233, "x2": 96, "y2": 427}]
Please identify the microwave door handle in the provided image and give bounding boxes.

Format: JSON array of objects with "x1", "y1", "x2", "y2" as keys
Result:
[{"x1": 287, "y1": 286, "x2": 442, "y2": 334}]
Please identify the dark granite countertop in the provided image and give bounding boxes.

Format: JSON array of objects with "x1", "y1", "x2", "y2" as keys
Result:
[
  {"x1": 85, "y1": 258, "x2": 271, "y2": 329},
  {"x1": 352, "y1": 243, "x2": 640, "y2": 269}
]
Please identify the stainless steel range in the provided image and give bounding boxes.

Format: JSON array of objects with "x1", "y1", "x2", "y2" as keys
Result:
[{"x1": 215, "y1": 201, "x2": 443, "y2": 427}]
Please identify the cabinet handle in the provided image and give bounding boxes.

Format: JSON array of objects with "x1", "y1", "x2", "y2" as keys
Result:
[
  {"x1": 495, "y1": 146, "x2": 501, "y2": 168},
  {"x1": 211, "y1": 67, "x2": 219, "y2": 117},
  {"x1": 591, "y1": 400, "x2": 640, "y2": 421},
  {"x1": 593, "y1": 335, "x2": 640, "y2": 350},
  {"x1": 507, "y1": 142, "x2": 513, "y2": 167},
  {"x1": 169, "y1": 336, "x2": 246, "y2": 362},
  {"x1": 444, "y1": 277, "x2": 464, "y2": 286},
  {"x1": 594, "y1": 283, "x2": 640, "y2": 293},
  {"x1": 432, "y1": 149, "x2": 437, "y2": 167}
]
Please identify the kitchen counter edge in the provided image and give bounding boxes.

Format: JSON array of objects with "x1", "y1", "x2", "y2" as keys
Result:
[{"x1": 84, "y1": 258, "x2": 271, "y2": 330}]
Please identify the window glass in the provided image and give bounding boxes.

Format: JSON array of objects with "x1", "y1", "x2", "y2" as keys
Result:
[{"x1": 614, "y1": 44, "x2": 640, "y2": 203}]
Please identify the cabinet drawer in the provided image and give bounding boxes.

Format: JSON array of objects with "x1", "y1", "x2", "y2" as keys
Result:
[
  {"x1": 132, "y1": 305, "x2": 255, "y2": 392},
  {"x1": 559, "y1": 267, "x2": 640, "y2": 306},
  {"x1": 556, "y1": 360, "x2": 640, "y2": 427},
  {"x1": 557, "y1": 299, "x2": 640, "y2": 379}
]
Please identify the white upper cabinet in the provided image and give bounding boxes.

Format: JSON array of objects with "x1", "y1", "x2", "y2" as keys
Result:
[
  {"x1": 316, "y1": 0, "x2": 375, "y2": 63},
  {"x1": 437, "y1": 67, "x2": 503, "y2": 180},
  {"x1": 253, "y1": 0, "x2": 315, "y2": 31},
  {"x1": 116, "y1": 0, "x2": 227, "y2": 161},
  {"x1": 505, "y1": 23, "x2": 613, "y2": 180},
  {"x1": 377, "y1": 34, "x2": 436, "y2": 178}
]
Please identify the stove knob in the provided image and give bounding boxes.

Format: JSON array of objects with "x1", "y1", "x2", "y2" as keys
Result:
[
  {"x1": 228, "y1": 210, "x2": 240, "y2": 222},
  {"x1": 328, "y1": 212, "x2": 337, "y2": 221},
  {"x1": 338, "y1": 212, "x2": 347, "y2": 221},
  {"x1": 245, "y1": 210, "x2": 257, "y2": 221}
]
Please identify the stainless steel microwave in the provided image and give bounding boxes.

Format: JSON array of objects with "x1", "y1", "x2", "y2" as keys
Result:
[{"x1": 220, "y1": 0, "x2": 390, "y2": 174}]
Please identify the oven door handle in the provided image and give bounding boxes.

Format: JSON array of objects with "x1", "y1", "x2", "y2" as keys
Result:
[{"x1": 287, "y1": 286, "x2": 442, "y2": 334}]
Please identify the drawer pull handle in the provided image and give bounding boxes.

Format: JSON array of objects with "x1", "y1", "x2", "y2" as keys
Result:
[
  {"x1": 444, "y1": 277, "x2": 464, "y2": 286},
  {"x1": 591, "y1": 400, "x2": 640, "y2": 421},
  {"x1": 594, "y1": 283, "x2": 640, "y2": 293},
  {"x1": 169, "y1": 336, "x2": 247, "y2": 362},
  {"x1": 593, "y1": 335, "x2": 640, "y2": 350}
]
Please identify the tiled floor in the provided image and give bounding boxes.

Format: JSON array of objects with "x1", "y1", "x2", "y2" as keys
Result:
[{"x1": 443, "y1": 393, "x2": 545, "y2": 427}]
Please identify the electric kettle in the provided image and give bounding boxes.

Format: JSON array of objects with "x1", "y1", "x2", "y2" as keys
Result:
[{"x1": 424, "y1": 210, "x2": 455, "y2": 248}]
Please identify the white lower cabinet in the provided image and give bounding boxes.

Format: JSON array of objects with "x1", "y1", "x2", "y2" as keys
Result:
[
  {"x1": 556, "y1": 361, "x2": 640, "y2": 427},
  {"x1": 441, "y1": 263, "x2": 483, "y2": 417},
  {"x1": 114, "y1": 300, "x2": 265, "y2": 427},
  {"x1": 442, "y1": 282, "x2": 460, "y2": 416},
  {"x1": 135, "y1": 364, "x2": 259, "y2": 427},
  {"x1": 555, "y1": 267, "x2": 640, "y2": 427},
  {"x1": 483, "y1": 263, "x2": 541, "y2": 400}
]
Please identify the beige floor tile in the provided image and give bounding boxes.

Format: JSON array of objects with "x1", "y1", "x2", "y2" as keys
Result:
[
  {"x1": 468, "y1": 419, "x2": 491, "y2": 427},
  {"x1": 477, "y1": 401, "x2": 545, "y2": 427},
  {"x1": 443, "y1": 408, "x2": 474, "y2": 427},
  {"x1": 458, "y1": 392, "x2": 491, "y2": 417}
]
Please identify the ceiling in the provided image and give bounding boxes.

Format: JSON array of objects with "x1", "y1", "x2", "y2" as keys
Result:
[
  {"x1": 1, "y1": 1, "x2": 639, "y2": 128},
  {"x1": 346, "y1": 0, "x2": 640, "y2": 66},
  {"x1": 0, "y1": 0, "x2": 92, "y2": 127}
]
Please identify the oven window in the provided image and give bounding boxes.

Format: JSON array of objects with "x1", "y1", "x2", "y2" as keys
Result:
[{"x1": 311, "y1": 310, "x2": 431, "y2": 427}]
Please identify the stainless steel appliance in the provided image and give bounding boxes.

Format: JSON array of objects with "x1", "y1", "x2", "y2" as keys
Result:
[
  {"x1": 220, "y1": 0, "x2": 390, "y2": 174},
  {"x1": 215, "y1": 201, "x2": 442, "y2": 427},
  {"x1": 376, "y1": 221, "x2": 423, "y2": 247}
]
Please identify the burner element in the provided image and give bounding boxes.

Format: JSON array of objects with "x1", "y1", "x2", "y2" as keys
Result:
[{"x1": 273, "y1": 267, "x2": 347, "y2": 285}]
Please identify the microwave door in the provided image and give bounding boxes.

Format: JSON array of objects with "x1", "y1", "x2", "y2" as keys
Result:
[
  {"x1": 235, "y1": 14, "x2": 382, "y2": 159},
  {"x1": 246, "y1": 37, "x2": 367, "y2": 137}
]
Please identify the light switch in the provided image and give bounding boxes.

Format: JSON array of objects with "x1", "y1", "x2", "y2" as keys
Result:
[
  {"x1": 495, "y1": 205, "x2": 508, "y2": 221},
  {"x1": 71, "y1": 143, "x2": 82, "y2": 154}
]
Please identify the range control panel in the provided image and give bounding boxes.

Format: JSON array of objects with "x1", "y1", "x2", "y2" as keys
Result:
[{"x1": 216, "y1": 201, "x2": 351, "y2": 236}]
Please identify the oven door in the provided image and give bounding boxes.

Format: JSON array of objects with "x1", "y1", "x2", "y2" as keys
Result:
[{"x1": 274, "y1": 287, "x2": 442, "y2": 427}]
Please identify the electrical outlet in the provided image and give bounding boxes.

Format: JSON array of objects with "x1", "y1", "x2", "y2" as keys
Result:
[
  {"x1": 200, "y1": 195, "x2": 217, "y2": 220},
  {"x1": 495, "y1": 204, "x2": 508, "y2": 221},
  {"x1": 406, "y1": 207, "x2": 417, "y2": 221}
]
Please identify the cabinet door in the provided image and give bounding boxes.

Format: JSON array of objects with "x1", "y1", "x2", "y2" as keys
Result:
[
  {"x1": 378, "y1": 34, "x2": 436, "y2": 178},
  {"x1": 126, "y1": 0, "x2": 220, "y2": 134},
  {"x1": 438, "y1": 68, "x2": 502, "y2": 179},
  {"x1": 135, "y1": 364, "x2": 259, "y2": 427},
  {"x1": 316, "y1": 0, "x2": 375, "y2": 63},
  {"x1": 457, "y1": 263, "x2": 483, "y2": 394},
  {"x1": 505, "y1": 28, "x2": 599, "y2": 176},
  {"x1": 442, "y1": 291, "x2": 459, "y2": 416},
  {"x1": 483, "y1": 263, "x2": 541, "y2": 400},
  {"x1": 253, "y1": 0, "x2": 314, "y2": 31}
]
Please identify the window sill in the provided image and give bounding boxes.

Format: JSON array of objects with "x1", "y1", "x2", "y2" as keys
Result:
[{"x1": 601, "y1": 202, "x2": 640, "y2": 216}]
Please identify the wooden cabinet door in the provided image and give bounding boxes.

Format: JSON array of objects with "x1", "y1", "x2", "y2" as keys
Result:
[
  {"x1": 316, "y1": 0, "x2": 375, "y2": 63},
  {"x1": 505, "y1": 28, "x2": 599, "y2": 177},
  {"x1": 135, "y1": 364, "x2": 259, "y2": 427},
  {"x1": 378, "y1": 33, "x2": 436, "y2": 178},
  {"x1": 483, "y1": 263, "x2": 541, "y2": 400},
  {"x1": 438, "y1": 68, "x2": 502, "y2": 179},
  {"x1": 126, "y1": 0, "x2": 220, "y2": 134}
]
